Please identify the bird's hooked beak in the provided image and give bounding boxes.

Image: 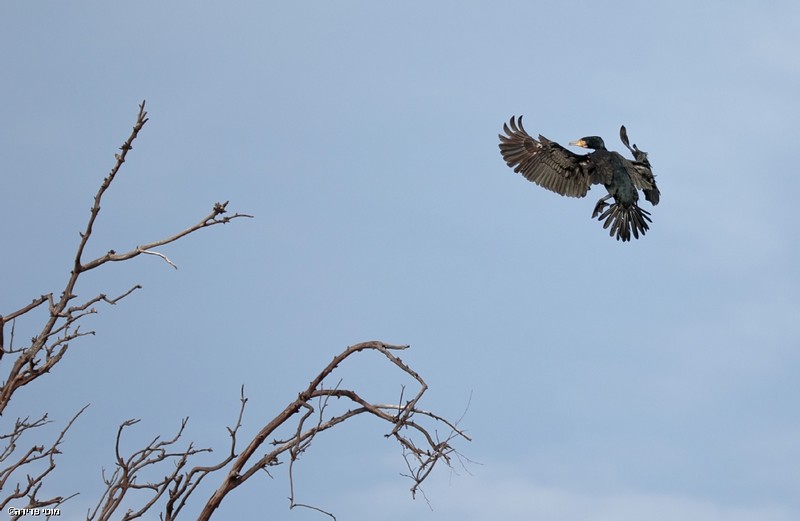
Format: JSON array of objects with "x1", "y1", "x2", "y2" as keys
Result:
[{"x1": 569, "y1": 139, "x2": 587, "y2": 148}]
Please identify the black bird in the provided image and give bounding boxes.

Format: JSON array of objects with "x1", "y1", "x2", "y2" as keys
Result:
[{"x1": 498, "y1": 116, "x2": 660, "y2": 241}]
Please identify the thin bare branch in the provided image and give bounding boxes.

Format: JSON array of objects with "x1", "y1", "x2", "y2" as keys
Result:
[
  {"x1": 162, "y1": 387, "x2": 248, "y2": 521},
  {"x1": 78, "y1": 201, "x2": 253, "y2": 272},
  {"x1": 74, "y1": 101, "x2": 149, "y2": 272},
  {"x1": 138, "y1": 249, "x2": 178, "y2": 269},
  {"x1": 2, "y1": 296, "x2": 50, "y2": 323},
  {"x1": 290, "y1": 501, "x2": 337, "y2": 520}
]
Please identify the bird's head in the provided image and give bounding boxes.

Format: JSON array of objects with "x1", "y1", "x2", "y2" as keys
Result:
[{"x1": 569, "y1": 136, "x2": 606, "y2": 151}]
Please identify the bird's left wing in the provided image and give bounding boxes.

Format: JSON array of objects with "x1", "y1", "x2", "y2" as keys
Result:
[{"x1": 499, "y1": 116, "x2": 594, "y2": 198}]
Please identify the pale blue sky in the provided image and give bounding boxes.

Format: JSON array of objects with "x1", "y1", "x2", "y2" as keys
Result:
[{"x1": 2, "y1": 2, "x2": 799, "y2": 520}]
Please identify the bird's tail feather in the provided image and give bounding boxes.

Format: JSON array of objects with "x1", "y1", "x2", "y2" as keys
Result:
[{"x1": 596, "y1": 203, "x2": 652, "y2": 242}]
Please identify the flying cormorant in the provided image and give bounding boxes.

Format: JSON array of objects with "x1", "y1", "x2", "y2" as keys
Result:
[{"x1": 498, "y1": 116, "x2": 660, "y2": 241}]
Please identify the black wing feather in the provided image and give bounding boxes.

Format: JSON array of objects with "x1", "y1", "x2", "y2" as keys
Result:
[{"x1": 498, "y1": 116, "x2": 594, "y2": 198}]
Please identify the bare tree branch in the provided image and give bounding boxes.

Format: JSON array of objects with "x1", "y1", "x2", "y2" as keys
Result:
[
  {"x1": 1, "y1": 101, "x2": 251, "y2": 512},
  {"x1": 0, "y1": 406, "x2": 88, "y2": 513},
  {"x1": 87, "y1": 342, "x2": 469, "y2": 520},
  {"x1": 162, "y1": 387, "x2": 247, "y2": 521},
  {"x1": 0, "y1": 101, "x2": 251, "y2": 415},
  {"x1": 196, "y1": 341, "x2": 470, "y2": 520},
  {"x1": 78, "y1": 200, "x2": 253, "y2": 272},
  {"x1": 2, "y1": 296, "x2": 49, "y2": 324},
  {"x1": 86, "y1": 417, "x2": 218, "y2": 521}
]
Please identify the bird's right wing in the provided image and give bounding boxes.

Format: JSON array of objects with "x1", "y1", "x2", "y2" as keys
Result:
[
  {"x1": 624, "y1": 158, "x2": 660, "y2": 206},
  {"x1": 499, "y1": 116, "x2": 594, "y2": 198},
  {"x1": 619, "y1": 125, "x2": 660, "y2": 206}
]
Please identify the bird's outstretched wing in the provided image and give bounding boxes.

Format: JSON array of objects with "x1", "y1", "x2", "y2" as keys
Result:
[
  {"x1": 619, "y1": 125, "x2": 660, "y2": 206},
  {"x1": 499, "y1": 116, "x2": 594, "y2": 198}
]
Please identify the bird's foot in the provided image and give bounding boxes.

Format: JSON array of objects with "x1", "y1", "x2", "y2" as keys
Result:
[{"x1": 592, "y1": 199, "x2": 609, "y2": 218}]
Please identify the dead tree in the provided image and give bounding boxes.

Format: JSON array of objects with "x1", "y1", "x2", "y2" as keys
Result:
[{"x1": 1, "y1": 102, "x2": 469, "y2": 520}]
